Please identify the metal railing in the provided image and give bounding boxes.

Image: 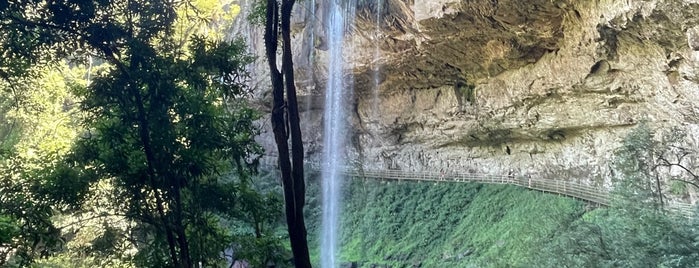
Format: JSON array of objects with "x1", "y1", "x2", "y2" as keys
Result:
[
  {"x1": 260, "y1": 157, "x2": 695, "y2": 217},
  {"x1": 344, "y1": 169, "x2": 610, "y2": 205}
]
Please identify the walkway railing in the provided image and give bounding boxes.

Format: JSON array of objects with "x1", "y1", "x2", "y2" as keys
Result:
[
  {"x1": 344, "y1": 169, "x2": 610, "y2": 204},
  {"x1": 260, "y1": 157, "x2": 695, "y2": 217}
]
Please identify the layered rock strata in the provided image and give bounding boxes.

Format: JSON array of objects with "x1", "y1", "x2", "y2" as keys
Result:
[{"x1": 235, "y1": 0, "x2": 699, "y2": 199}]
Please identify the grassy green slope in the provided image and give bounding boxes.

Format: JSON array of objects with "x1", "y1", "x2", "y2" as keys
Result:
[{"x1": 307, "y1": 178, "x2": 587, "y2": 267}]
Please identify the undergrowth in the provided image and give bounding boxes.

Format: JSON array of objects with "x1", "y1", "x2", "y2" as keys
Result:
[{"x1": 305, "y1": 177, "x2": 586, "y2": 267}]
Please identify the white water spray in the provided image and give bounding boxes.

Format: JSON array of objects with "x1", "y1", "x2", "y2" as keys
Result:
[{"x1": 321, "y1": 0, "x2": 355, "y2": 267}]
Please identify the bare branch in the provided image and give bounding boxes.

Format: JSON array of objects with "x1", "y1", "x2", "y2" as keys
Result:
[{"x1": 656, "y1": 155, "x2": 699, "y2": 180}]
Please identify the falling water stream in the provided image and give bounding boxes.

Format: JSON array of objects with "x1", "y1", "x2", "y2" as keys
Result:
[
  {"x1": 321, "y1": 0, "x2": 356, "y2": 267},
  {"x1": 371, "y1": 0, "x2": 383, "y2": 115},
  {"x1": 303, "y1": 0, "x2": 317, "y2": 117}
]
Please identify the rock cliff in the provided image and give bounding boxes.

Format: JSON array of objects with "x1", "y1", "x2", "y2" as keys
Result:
[{"x1": 235, "y1": 0, "x2": 699, "y2": 198}]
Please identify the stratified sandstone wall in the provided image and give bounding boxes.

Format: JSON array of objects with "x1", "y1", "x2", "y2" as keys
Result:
[{"x1": 235, "y1": 0, "x2": 699, "y2": 199}]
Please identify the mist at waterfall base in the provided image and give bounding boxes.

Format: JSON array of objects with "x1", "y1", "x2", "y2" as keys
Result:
[{"x1": 320, "y1": 0, "x2": 356, "y2": 267}]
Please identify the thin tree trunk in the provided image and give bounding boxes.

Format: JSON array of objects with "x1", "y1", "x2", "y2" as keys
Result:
[
  {"x1": 129, "y1": 83, "x2": 182, "y2": 268},
  {"x1": 280, "y1": 0, "x2": 312, "y2": 267},
  {"x1": 265, "y1": 0, "x2": 312, "y2": 266},
  {"x1": 173, "y1": 187, "x2": 192, "y2": 268},
  {"x1": 102, "y1": 48, "x2": 183, "y2": 268},
  {"x1": 264, "y1": 0, "x2": 296, "y2": 257},
  {"x1": 655, "y1": 173, "x2": 664, "y2": 209}
]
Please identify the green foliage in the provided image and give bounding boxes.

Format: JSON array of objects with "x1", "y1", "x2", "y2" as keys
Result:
[
  {"x1": 611, "y1": 121, "x2": 662, "y2": 208},
  {"x1": 0, "y1": 215, "x2": 19, "y2": 245},
  {"x1": 64, "y1": 34, "x2": 261, "y2": 265},
  {"x1": 173, "y1": 0, "x2": 241, "y2": 42},
  {"x1": 304, "y1": 178, "x2": 585, "y2": 267},
  {"x1": 669, "y1": 180, "x2": 688, "y2": 195},
  {"x1": 534, "y1": 206, "x2": 699, "y2": 267},
  {"x1": 0, "y1": 0, "x2": 282, "y2": 266},
  {"x1": 0, "y1": 63, "x2": 83, "y2": 266},
  {"x1": 32, "y1": 250, "x2": 135, "y2": 268},
  {"x1": 247, "y1": 0, "x2": 268, "y2": 26},
  {"x1": 0, "y1": 93, "x2": 19, "y2": 158},
  {"x1": 531, "y1": 123, "x2": 699, "y2": 267},
  {"x1": 303, "y1": 174, "x2": 698, "y2": 267},
  {"x1": 229, "y1": 179, "x2": 287, "y2": 266}
]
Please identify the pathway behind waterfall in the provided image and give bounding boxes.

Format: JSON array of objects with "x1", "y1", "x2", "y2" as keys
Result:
[
  {"x1": 261, "y1": 157, "x2": 695, "y2": 218},
  {"x1": 354, "y1": 168, "x2": 694, "y2": 218}
]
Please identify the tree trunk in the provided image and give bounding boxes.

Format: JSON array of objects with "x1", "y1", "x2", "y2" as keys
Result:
[
  {"x1": 264, "y1": 0, "x2": 312, "y2": 267},
  {"x1": 655, "y1": 172, "x2": 664, "y2": 209},
  {"x1": 281, "y1": 0, "x2": 312, "y2": 267},
  {"x1": 128, "y1": 81, "x2": 182, "y2": 268},
  {"x1": 173, "y1": 187, "x2": 192, "y2": 268}
]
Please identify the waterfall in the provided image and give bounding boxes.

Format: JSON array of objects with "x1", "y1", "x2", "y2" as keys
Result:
[
  {"x1": 371, "y1": 0, "x2": 382, "y2": 117},
  {"x1": 302, "y1": 0, "x2": 316, "y2": 128},
  {"x1": 321, "y1": 0, "x2": 355, "y2": 267}
]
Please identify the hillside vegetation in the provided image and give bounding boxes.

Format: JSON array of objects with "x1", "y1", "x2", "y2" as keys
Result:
[
  {"x1": 302, "y1": 175, "x2": 698, "y2": 267},
  {"x1": 303, "y1": 178, "x2": 583, "y2": 267}
]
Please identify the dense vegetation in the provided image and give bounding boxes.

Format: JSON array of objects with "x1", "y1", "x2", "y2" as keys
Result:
[
  {"x1": 298, "y1": 124, "x2": 699, "y2": 268},
  {"x1": 309, "y1": 177, "x2": 697, "y2": 267},
  {"x1": 0, "y1": 0, "x2": 290, "y2": 267},
  {"x1": 1, "y1": 0, "x2": 698, "y2": 267},
  {"x1": 326, "y1": 180, "x2": 585, "y2": 267}
]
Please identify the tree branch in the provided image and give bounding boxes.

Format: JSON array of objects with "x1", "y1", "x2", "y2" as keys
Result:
[{"x1": 656, "y1": 154, "x2": 699, "y2": 180}]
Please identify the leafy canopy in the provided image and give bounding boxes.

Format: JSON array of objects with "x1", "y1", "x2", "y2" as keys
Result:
[{"x1": 1, "y1": 0, "x2": 287, "y2": 266}]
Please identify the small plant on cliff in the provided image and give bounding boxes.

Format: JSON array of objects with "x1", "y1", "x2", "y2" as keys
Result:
[{"x1": 455, "y1": 81, "x2": 475, "y2": 104}]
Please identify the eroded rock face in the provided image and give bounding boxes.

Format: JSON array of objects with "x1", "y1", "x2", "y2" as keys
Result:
[{"x1": 236, "y1": 0, "x2": 699, "y2": 198}]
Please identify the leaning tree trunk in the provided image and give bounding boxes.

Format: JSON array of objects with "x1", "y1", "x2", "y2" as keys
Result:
[{"x1": 264, "y1": 0, "x2": 312, "y2": 267}]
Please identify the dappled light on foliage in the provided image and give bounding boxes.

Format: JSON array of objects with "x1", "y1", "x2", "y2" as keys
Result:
[{"x1": 0, "y1": 0, "x2": 287, "y2": 267}]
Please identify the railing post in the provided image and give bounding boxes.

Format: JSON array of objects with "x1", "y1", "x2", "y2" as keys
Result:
[{"x1": 556, "y1": 180, "x2": 560, "y2": 195}]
